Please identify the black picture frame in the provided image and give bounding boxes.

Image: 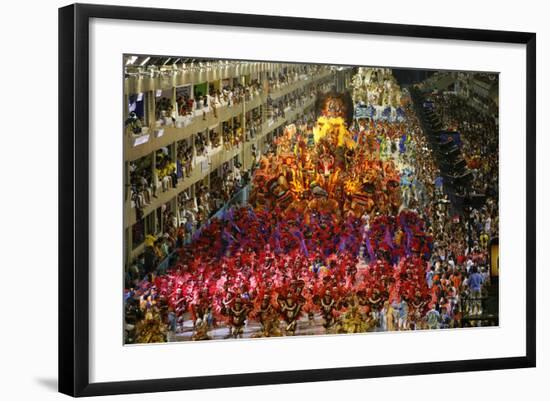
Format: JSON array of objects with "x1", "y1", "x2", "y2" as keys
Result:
[{"x1": 59, "y1": 3, "x2": 536, "y2": 397}]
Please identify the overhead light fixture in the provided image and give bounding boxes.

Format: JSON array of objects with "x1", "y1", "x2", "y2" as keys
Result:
[
  {"x1": 140, "y1": 57, "x2": 151, "y2": 66},
  {"x1": 125, "y1": 56, "x2": 138, "y2": 66},
  {"x1": 163, "y1": 58, "x2": 172, "y2": 65},
  {"x1": 172, "y1": 58, "x2": 181, "y2": 65}
]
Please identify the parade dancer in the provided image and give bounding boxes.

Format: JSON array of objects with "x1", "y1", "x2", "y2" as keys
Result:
[
  {"x1": 319, "y1": 289, "x2": 338, "y2": 331},
  {"x1": 256, "y1": 294, "x2": 281, "y2": 337},
  {"x1": 277, "y1": 292, "x2": 303, "y2": 336},
  {"x1": 226, "y1": 297, "x2": 250, "y2": 339}
]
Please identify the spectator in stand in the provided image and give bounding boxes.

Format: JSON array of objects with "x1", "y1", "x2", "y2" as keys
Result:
[{"x1": 467, "y1": 266, "x2": 484, "y2": 315}]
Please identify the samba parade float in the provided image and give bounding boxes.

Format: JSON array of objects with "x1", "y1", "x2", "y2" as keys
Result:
[{"x1": 124, "y1": 69, "x2": 436, "y2": 343}]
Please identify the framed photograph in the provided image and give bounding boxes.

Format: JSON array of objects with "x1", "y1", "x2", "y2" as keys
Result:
[{"x1": 58, "y1": 3, "x2": 536, "y2": 397}]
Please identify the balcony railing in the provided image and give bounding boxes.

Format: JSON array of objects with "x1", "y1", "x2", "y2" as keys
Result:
[{"x1": 125, "y1": 71, "x2": 331, "y2": 162}]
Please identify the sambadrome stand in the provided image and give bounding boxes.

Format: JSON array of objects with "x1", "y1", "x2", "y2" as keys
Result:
[{"x1": 125, "y1": 68, "x2": 436, "y2": 343}]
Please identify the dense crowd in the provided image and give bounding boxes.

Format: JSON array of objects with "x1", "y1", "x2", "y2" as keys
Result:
[{"x1": 432, "y1": 94, "x2": 499, "y2": 238}]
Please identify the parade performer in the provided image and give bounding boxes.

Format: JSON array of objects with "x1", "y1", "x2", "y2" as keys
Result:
[
  {"x1": 277, "y1": 292, "x2": 303, "y2": 335},
  {"x1": 254, "y1": 294, "x2": 281, "y2": 337},
  {"x1": 339, "y1": 294, "x2": 369, "y2": 333},
  {"x1": 225, "y1": 297, "x2": 250, "y2": 339},
  {"x1": 317, "y1": 289, "x2": 338, "y2": 331}
]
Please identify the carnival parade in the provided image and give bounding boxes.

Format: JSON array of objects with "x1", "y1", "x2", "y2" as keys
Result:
[{"x1": 124, "y1": 63, "x2": 499, "y2": 343}]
